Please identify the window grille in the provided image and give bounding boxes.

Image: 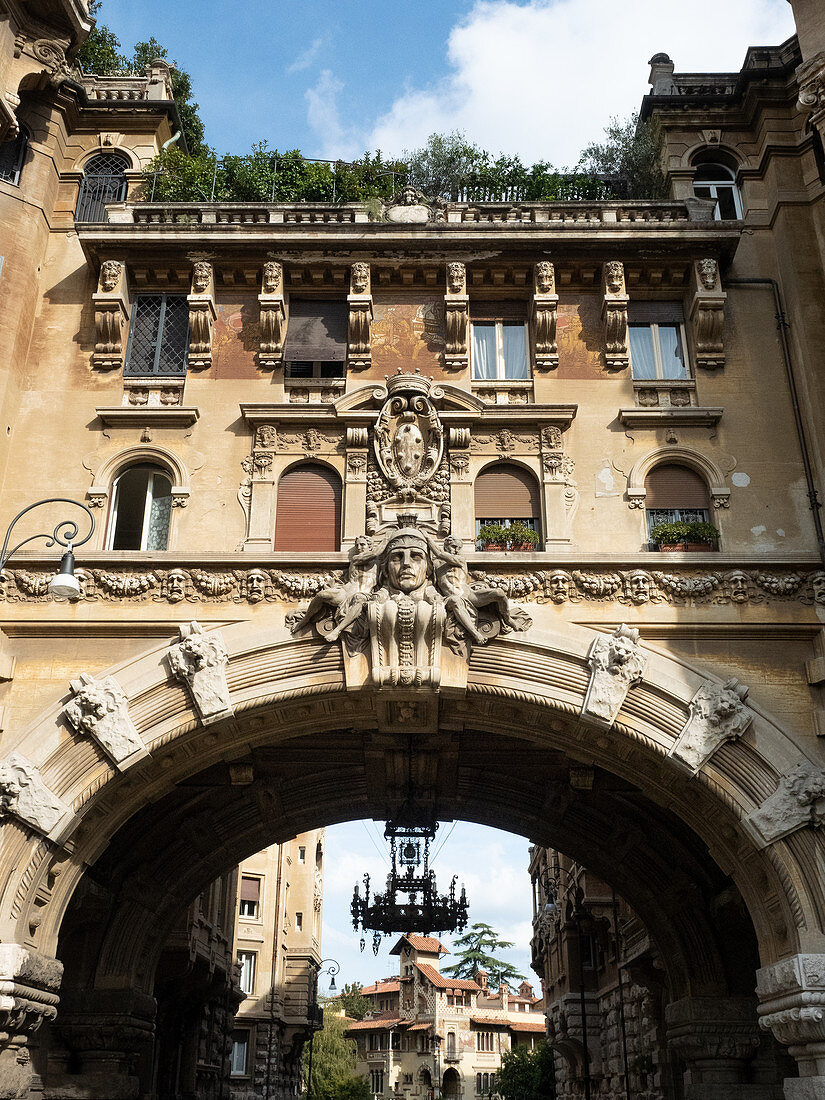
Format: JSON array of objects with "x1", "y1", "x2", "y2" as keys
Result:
[
  {"x1": 0, "y1": 130, "x2": 27, "y2": 185},
  {"x1": 75, "y1": 152, "x2": 129, "y2": 222},
  {"x1": 124, "y1": 295, "x2": 189, "y2": 377}
]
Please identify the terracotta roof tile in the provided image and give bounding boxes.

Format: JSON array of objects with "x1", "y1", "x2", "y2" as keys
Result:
[
  {"x1": 362, "y1": 980, "x2": 401, "y2": 995},
  {"x1": 345, "y1": 1013, "x2": 403, "y2": 1032},
  {"x1": 508, "y1": 1020, "x2": 547, "y2": 1033},
  {"x1": 416, "y1": 962, "x2": 479, "y2": 991},
  {"x1": 390, "y1": 934, "x2": 449, "y2": 956}
]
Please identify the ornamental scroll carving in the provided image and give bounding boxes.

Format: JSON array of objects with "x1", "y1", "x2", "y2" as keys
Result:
[
  {"x1": 669, "y1": 677, "x2": 752, "y2": 773},
  {"x1": 64, "y1": 672, "x2": 146, "y2": 768},
  {"x1": 289, "y1": 523, "x2": 532, "y2": 687},
  {"x1": 0, "y1": 753, "x2": 72, "y2": 838},
  {"x1": 92, "y1": 259, "x2": 129, "y2": 371},
  {"x1": 168, "y1": 621, "x2": 233, "y2": 722},
  {"x1": 187, "y1": 262, "x2": 216, "y2": 371},
  {"x1": 690, "y1": 258, "x2": 726, "y2": 370},
  {"x1": 533, "y1": 261, "x2": 559, "y2": 370},
  {"x1": 602, "y1": 261, "x2": 629, "y2": 371},
  {"x1": 374, "y1": 369, "x2": 444, "y2": 497},
  {"x1": 581, "y1": 624, "x2": 646, "y2": 727},
  {"x1": 797, "y1": 51, "x2": 825, "y2": 128},
  {"x1": 444, "y1": 262, "x2": 468, "y2": 372},
  {"x1": 747, "y1": 761, "x2": 825, "y2": 847},
  {"x1": 259, "y1": 261, "x2": 285, "y2": 370},
  {"x1": 348, "y1": 262, "x2": 373, "y2": 370}
]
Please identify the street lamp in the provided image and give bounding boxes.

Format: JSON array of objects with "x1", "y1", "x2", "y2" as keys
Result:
[
  {"x1": 0, "y1": 498, "x2": 95, "y2": 599},
  {"x1": 306, "y1": 958, "x2": 341, "y2": 1100}
]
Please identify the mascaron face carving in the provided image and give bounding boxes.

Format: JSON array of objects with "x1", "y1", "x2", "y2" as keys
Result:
[
  {"x1": 699, "y1": 258, "x2": 718, "y2": 291},
  {"x1": 191, "y1": 261, "x2": 211, "y2": 294},
  {"x1": 535, "y1": 261, "x2": 555, "y2": 294},
  {"x1": 374, "y1": 370, "x2": 445, "y2": 495},
  {"x1": 447, "y1": 262, "x2": 466, "y2": 294},
  {"x1": 351, "y1": 262, "x2": 370, "y2": 294},
  {"x1": 604, "y1": 260, "x2": 625, "y2": 294},
  {"x1": 262, "y1": 261, "x2": 282, "y2": 294},
  {"x1": 99, "y1": 260, "x2": 122, "y2": 292}
]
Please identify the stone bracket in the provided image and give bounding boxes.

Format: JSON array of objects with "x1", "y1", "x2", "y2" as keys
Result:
[
  {"x1": 532, "y1": 260, "x2": 558, "y2": 370},
  {"x1": 745, "y1": 760, "x2": 825, "y2": 848},
  {"x1": 668, "y1": 677, "x2": 752, "y2": 773},
  {"x1": 445, "y1": 261, "x2": 469, "y2": 372},
  {"x1": 601, "y1": 261, "x2": 628, "y2": 371},
  {"x1": 690, "y1": 258, "x2": 726, "y2": 370},
  {"x1": 581, "y1": 624, "x2": 646, "y2": 727},
  {"x1": 187, "y1": 261, "x2": 216, "y2": 372},
  {"x1": 64, "y1": 671, "x2": 148, "y2": 770},
  {"x1": 0, "y1": 753, "x2": 74, "y2": 840},
  {"x1": 91, "y1": 259, "x2": 130, "y2": 372},
  {"x1": 168, "y1": 621, "x2": 233, "y2": 723}
]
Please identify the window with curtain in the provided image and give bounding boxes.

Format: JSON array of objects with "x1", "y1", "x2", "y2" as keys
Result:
[
  {"x1": 628, "y1": 303, "x2": 689, "y2": 381},
  {"x1": 230, "y1": 1032, "x2": 249, "y2": 1076},
  {"x1": 107, "y1": 465, "x2": 172, "y2": 551},
  {"x1": 283, "y1": 299, "x2": 347, "y2": 377},
  {"x1": 237, "y1": 951, "x2": 256, "y2": 995},
  {"x1": 645, "y1": 463, "x2": 711, "y2": 536},
  {"x1": 0, "y1": 128, "x2": 27, "y2": 185},
  {"x1": 124, "y1": 295, "x2": 189, "y2": 377},
  {"x1": 239, "y1": 875, "x2": 261, "y2": 918},
  {"x1": 692, "y1": 162, "x2": 742, "y2": 220},
  {"x1": 274, "y1": 464, "x2": 342, "y2": 551},
  {"x1": 75, "y1": 151, "x2": 129, "y2": 222},
  {"x1": 474, "y1": 463, "x2": 541, "y2": 538},
  {"x1": 471, "y1": 304, "x2": 529, "y2": 380}
]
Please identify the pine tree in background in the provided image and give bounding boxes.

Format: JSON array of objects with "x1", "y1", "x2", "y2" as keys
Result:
[{"x1": 442, "y1": 922, "x2": 525, "y2": 985}]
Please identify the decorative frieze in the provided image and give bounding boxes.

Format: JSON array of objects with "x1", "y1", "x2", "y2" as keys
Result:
[
  {"x1": 258, "y1": 260, "x2": 285, "y2": 370},
  {"x1": 187, "y1": 261, "x2": 216, "y2": 371},
  {"x1": 64, "y1": 672, "x2": 146, "y2": 768},
  {"x1": 757, "y1": 952, "x2": 825, "y2": 1088},
  {"x1": 601, "y1": 260, "x2": 629, "y2": 370},
  {"x1": 532, "y1": 261, "x2": 559, "y2": 370},
  {"x1": 0, "y1": 753, "x2": 73, "y2": 838},
  {"x1": 746, "y1": 761, "x2": 825, "y2": 848},
  {"x1": 167, "y1": 621, "x2": 233, "y2": 723},
  {"x1": 581, "y1": 624, "x2": 647, "y2": 727},
  {"x1": 668, "y1": 677, "x2": 752, "y2": 772},
  {"x1": 91, "y1": 259, "x2": 130, "y2": 371},
  {"x1": 347, "y1": 262, "x2": 373, "y2": 370},
  {"x1": 689, "y1": 258, "x2": 726, "y2": 370},
  {"x1": 444, "y1": 262, "x2": 469, "y2": 372}
]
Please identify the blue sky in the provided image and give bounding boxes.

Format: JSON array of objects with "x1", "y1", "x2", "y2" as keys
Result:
[
  {"x1": 97, "y1": 0, "x2": 795, "y2": 166},
  {"x1": 319, "y1": 820, "x2": 536, "y2": 993}
]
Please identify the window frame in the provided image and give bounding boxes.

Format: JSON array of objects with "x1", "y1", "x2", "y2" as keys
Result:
[
  {"x1": 239, "y1": 874, "x2": 262, "y2": 920},
  {"x1": 628, "y1": 321, "x2": 690, "y2": 382},
  {"x1": 124, "y1": 294, "x2": 190, "y2": 379},
  {"x1": 285, "y1": 360, "x2": 346, "y2": 380},
  {"x1": 75, "y1": 151, "x2": 130, "y2": 222},
  {"x1": 230, "y1": 1031, "x2": 250, "y2": 1077},
  {"x1": 692, "y1": 163, "x2": 743, "y2": 220},
  {"x1": 238, "y1": 950, "x2": 257, "y2": 996},
  {"x1": 471, "y1": 320, "x2": 531, "y2": 381},
  {"x1": 106, "y1": 464, "x2": 173, "y2": 552},
  {"x1": 0, "y1": 128, "x2": 28, "y2": 187}
]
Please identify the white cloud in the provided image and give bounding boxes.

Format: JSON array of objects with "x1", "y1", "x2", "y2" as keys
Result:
[
  {"x1": 287, "y1": 36, "x2": 325, "y2": 75},
  {"x1": 305, "y1": 69, "x2": 361, "y2": 161},
  {"x1": 363, "y1": 0, "x2": 796, "y2": 165}
]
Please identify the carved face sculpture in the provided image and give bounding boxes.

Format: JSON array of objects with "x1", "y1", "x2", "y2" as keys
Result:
[
  {"x1": 726, "y1": 571, "x2": 750, "y2": 603},
  {"x1": 788, "y1": 765, "x2": 825, "y2": 805},
  {"x1": 447, "y1": 262, "x2": 465, "y2": 294},
  {"x1": 192, "y1": 262, "x2": 211, "y2": 294},
  {"x1": 627, "y1": 570, "x2": 652, "y2": 604},
  {"x1": 166, "y1": 570, "x2": 187, "y2": 602},
  {"x1": 608, "y1": 634, "x2": 635, "y2": 667},
  {"x1": 262, "y1": 262, "x2": 281, "y2": 294},
  {"x1": 394, "y1": 417, "x2": 424, "y2": 478},
  {"x1": 605, "y1": 261, "x2": 624, "y2": 294},
  {"x1": 354, "y1": 536, "x2": 372, "y2": 555},
  {"x1": 0, "y1": 767, "x2": 20, "y2": 813},
  {"x1": 443, "y1": 536, "x2": 463, "y2": 556},
  {"x1": 812, "y1": 572, "x2": 825, "y2": 605},
  {"x1": 400, "y1": 186, "x2": 418, "y2": 206},
  {"x1": 535, "y1": 261, "x2": 554, "y2": 294},
  {"x1": 383, "y1": 535, "x2": 431, "y2": 594},
  {"x1": 100, "y1": 260, "x2": 121, "y2": 292},
  {"x1": 547, "y1": 570, "x2": 570, "y2": 604},
  {"x1": 246, "y1": 570, "x2": 268, "y2": 603},
  {"x1": 698, "y1": 258, "x2": 718, "y2": 291},
  {"x1": 711, "y1": 687, "x2": 742, "y2": 724},
  {"x1": 77, "y1": 685, "x2": 116, "y2": 727},
  {"x1": 351, "y1": 263, "x2": 369, "y2": 294}
]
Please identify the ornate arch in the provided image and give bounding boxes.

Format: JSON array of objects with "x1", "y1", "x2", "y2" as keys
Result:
[
  {"x1": 86, "y1": 443, "x2": 191, "y2": 529},
  {"x1": 626, "y1": 446, "x2": 731, "y2": 510}
]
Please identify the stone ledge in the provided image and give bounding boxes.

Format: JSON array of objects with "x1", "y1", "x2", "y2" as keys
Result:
[
  {"x1": 95, "y1": 406, "x2": 200, "y2": 428},
  {"x1": 618, "y1": 406, "x2": 723, "y2": 428}
]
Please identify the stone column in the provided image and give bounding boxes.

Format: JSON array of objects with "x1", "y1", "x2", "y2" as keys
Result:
[
  {"x1": 665, "y1": 996, "x2": 767, "y2": 1099},
  {"x1": 0, "y1": 944, "x2": 62, "y2": 1100},
  {"x1": 757, "y1": 953, "x2": 825, "y2": 1099}
]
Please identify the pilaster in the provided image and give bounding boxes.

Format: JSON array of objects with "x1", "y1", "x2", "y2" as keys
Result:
[
  {"x1": 91, "y1": 259, "x2": 130, "y2": 371},
  {"x1": 347, "y1": 262, "x2": 373, "y2": 371},
  {"x1": 689, "y1": 258, "x2": 726, "y2": 371},
  {"x1": 0, "y1": 944, "x2": 63, "y2": 1100},
  {"x1": 665, "y1": 996, "x2": 765, "y2": 1099},
  {"x1": 444, "y1": 262, "x2": 469, "y2": 372},
  {"x1": 259, "y1": 260, "x2": 285, "y2": 370},
  {"x1": 187, "y1": 260, "x2": 216, "y2": 372},
  {"x1": 601, "y1": 260, "x2": 629, "y2": 370},
  {"x1": 532, "y1": 261, "x2": 559, "y2": 371}
]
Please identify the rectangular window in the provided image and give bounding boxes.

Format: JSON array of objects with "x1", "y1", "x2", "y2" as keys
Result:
[
  {"x1": 472, "y1": 321, "x2": 529, "y2": 380},
  {"x1": 238, "y1": 950, "x2": 257, "y2": 995},
  {"x1": 370, "y1": 1070, "x2": 384, "y2": 1095},
  {"x1": 477, "y1": 1031, "x2": 495, "y2": 1052},
  {"x1": 285, "y1": 360, "x2": 345, "y2": 379},
  {"x1": 295, "y1": 911, "x2": 303, "y2": 932},
  {"x1": 239, "y1": 875, "x2": 261, "y2": 919},
  {"x1": 629, "y1": 322, "x2": 687, "y2": 381},
  {"x1": 283, "y1": 299, "x2": 348, "y2": 371},
  {"x1": 645, "y1": 507, "x2": 709, "y2": 538},
  {"x1": 298, "y1": 846, "x2": 306, "y2": 863},
  {"x1": 230, "y1": 1031, "x2": 249, "y2": 1076},
  {"x1": 124, "y1": 295, "x2": 189, "y2": 377}
]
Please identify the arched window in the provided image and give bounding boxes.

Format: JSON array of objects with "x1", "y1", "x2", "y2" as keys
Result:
[
  {"x1": 475, "y1": 463, "x2": 541, "y2": 545},
  {"x1": 274, "y1": 464, "x2": 342, "y2": 551},
  {"x1": 76, "y1": 151, "x2": 129, "y2": 222},
  {"x1": 0, "y1": 128, "x2": 27, "y2": 186},
  {"x1": 645, "y1": 463, "x2": 710, "y2": 538},
  {"x1": 692, "y1": 162, "x2": 742, "y2": 220},
  {"x1": 107, "y1": 464, "x2": 173, "y2": 550}
]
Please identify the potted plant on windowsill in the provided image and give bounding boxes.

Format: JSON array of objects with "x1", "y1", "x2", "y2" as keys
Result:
[
  {"x1": 505, "y1": 521, "x2": 541, "y2": 552},
  {"x1": 477, "y1": 523, "x2": 509, "y2": 551},
  {"x1": 650, "y1": 520, "x2": 720, "y2": 552}
]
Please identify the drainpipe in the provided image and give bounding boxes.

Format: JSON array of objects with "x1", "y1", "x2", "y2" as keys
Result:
[{"x1": 726, "y1": 277, "x2": 825, "y2": 565}]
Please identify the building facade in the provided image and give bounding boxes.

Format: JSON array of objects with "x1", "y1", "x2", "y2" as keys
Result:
[
  {"x1": 1, "y1": 1, "x2": 825, "y2": 1099},
  {"x1": 346, "y1": 935, "x2": 545, "y2": 1100}
]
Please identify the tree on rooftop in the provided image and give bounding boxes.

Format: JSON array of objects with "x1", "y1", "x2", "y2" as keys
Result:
[
  {"x1": 577, "y1": 113, "x2": 667, "y2": 199},
  {"x1": 403, "y1": 131, "x2": 486, "y2": 200},
  {"x1": 330, "y1": 981, "x2": 371, "y2": 1022},
  {"x1": 443, "y1": 922, "x2": 525, "y2": 985}
]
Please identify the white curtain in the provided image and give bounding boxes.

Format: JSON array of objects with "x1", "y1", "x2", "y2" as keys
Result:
[
  {"x1": 472, "y1": 324, "x2": 496, "y2": 379},
  {"x1": 502, "y1": 323, "x2": 528, "y2": 378},
  {"x1": 629, "y1": 325, "x2": 656, "y2": 379},
  {"x1": 659, "y1": 324, "x2": 687, "y2": 379}
]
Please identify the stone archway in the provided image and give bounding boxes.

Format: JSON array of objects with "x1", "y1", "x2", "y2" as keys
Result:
[{"x1": 0, "y1": 616, "x2": 823, "y2": 1099}]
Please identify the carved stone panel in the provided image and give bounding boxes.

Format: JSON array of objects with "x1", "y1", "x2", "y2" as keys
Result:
[
  {"x1": 168, "y1": 621, "x2": 233, "y2": 723},
  {"x1": 91, "y1": 259, "x2": 130, "y2": 371},
  {"x1": 601, "y1": 261, "x2": 629, "y2": 371},
  {"x1": 259, "y1": 261, "x2": 285, "y2": 370},
  {"x1": 0, "y1": 753, "x2": 73, "y2": 838},
  {"x1": 187, "y1": 261, "x2": 216, "y2": 371},
  {"x1": 746, "y1": 761, "x2": 825, "y2": 847},
  {"x1": 64, "y1": 671, "x2": 146, "y2": 768},
  {"x1": 669, "y1": 677, "x2": 752, "y2": 772},
  {"x1": 581, "y1": 624, "x2": 646, "y2": 727},
  {"x1": 532, "y1": 261, "x2": 559, "y2": 370},
  {"x1": 690, "y1": 258, "x2": 726, "y2": 370},
  {"x1": 348, "y1": 262, "x2": 373, "y2": 370},
  {"x1": 444, "y1": 262, "x2": 469, "y2": 372}
]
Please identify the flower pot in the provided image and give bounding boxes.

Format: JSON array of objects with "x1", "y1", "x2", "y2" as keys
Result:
[
  {"x1": 657, "y1": 542, "x2": 686, "y2": 552},
  {"x1": 508, "y1": 542, "x2": 536, "y2": 552},
  {"x1": 685, "y1": 541, "x2": 713, "y2": 552},
  {"x1": 482, "y1": 543, "x2": 506, "y2": 551}
]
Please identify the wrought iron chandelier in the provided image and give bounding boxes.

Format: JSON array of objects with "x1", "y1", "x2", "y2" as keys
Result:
[{"x1": 351, "y1": 821, "x2": 469, "y2": 954}]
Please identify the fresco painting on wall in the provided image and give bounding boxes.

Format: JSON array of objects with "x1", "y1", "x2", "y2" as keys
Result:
[
  {"x1": 556, "y1": 295, "x2": 603, "y2": 378},
  {"x1": 371, "y1": 295, "x2": 446, "y2": 376},
  {"x1": 212, "y1": 297, "x2": 259, "y2": 379}
]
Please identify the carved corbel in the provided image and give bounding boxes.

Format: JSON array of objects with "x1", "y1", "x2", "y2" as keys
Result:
[
  {"x1": 797, "y1": 51, "x2": 825, "y2": 143},
  {"x1": 757, "y1": 952, "x2": 825, "y2": 1084},
  {"x1": 258, "y1": 261, "x2": 285, "y2": 370},
  {"x1": 746, "y1": 760, "x2": 825, "y2": 848},
  {"x1": 444, "y1": 262, "x2": 469, "y2": 372},
  {"x1": 187, "y1": 261, "x2": 216, "y2": 371},
  {"x1": 168, "y1": 621, "x2": 233, "y2": 723},
  {"x1": 689, "y1": 258, "x2": 726, "y2": 370},
  {"x1": 347, "y1": 262, "x2": 373, "y2": 371},
  {"x1": 64, "y1": 672, "x2": 147, "y2": 769},
  {"x1": 0, "y1": 753, "x2": 73, "y2": 839},
  {"x1": 601, "y1": 261, "x2": 629, "y2": 370},
  {"x1": 668, "y1": 677, "x2": 752, "y2": 772},
  {"x1": 581, "y1": 624, "x2": 646, "y2": 727},
  {"x1": 532, "y1": 261, "x2": 559, "y2": 370},
  {"x1": 0, "y1": 943, "x2": 62, "y2": 1093},
  {"x1": 91, "y1": 260, "x2": 130, "y2": 371}
]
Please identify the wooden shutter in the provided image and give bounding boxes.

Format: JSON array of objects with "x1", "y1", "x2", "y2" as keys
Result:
[
  {"x1": 475, "y1": 463, "x2": 540, "y2": 519},
  {"x1": 283, "y1": 299, "x2": 347, "y2": 361},
  {"x1": 629, "y1": 302, "x2": 685, "y2": 323},
  {"x1": 471, "y1": 300, "x2": 528, "y2": 323},
  {"x1": 645, "y1": 464, "x2": 709, "y2": 508},
  {"x1": 275, "y1": 464, "x2": 341, "y2": 551},
  {"x1": 240, "y1": 876, "x2": 260, "y2": 902}
]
